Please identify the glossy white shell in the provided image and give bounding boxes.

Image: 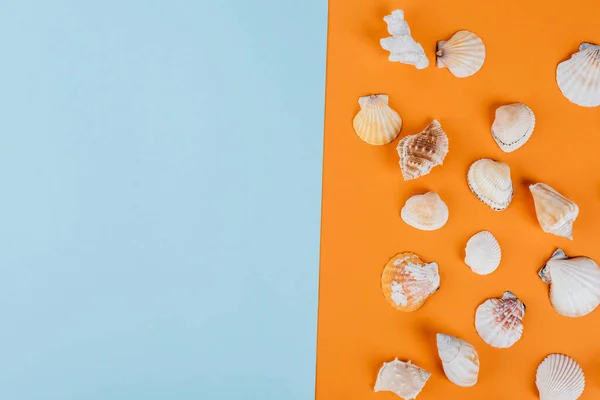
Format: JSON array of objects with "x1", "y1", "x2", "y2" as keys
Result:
[
  {"x1": 530, "y1": 183, "x2": 579, "y2": 240},
  {"x1": 536, "y1": 354, "x2": 585, "y2": 400},
  {"x1": 491, "y1": 103, "x2": 535, "y2": 152},
  {"x1": 380, "y1": 10, "x2": 429, "y2": 69},
  {"x1": 374, "y1": 358, "x2": 431, "y2": 399},
  {"x1": 353, "y1": 95, "x2": 403, "y2": 145},
  {"x1": 436, "y1": 334, "x2": 480, "y2": 387},
  {"x1": 467, "y1": 159, "x2": 513, "y2": 211},
  {"x1": 436, "y1": 30, "x2": 485, "y2": 78},
  {"x1": 475, "y1": 291, "x2": 525, "y2": 348},
  {"x1": 557, "y1": 42, "x2": 600, "y2": 107},
  {"x1": 401, "y1": 192, "x2": 449, "y2": 231},
  {"x1": 464, "y1": 231, "x2": 501, "y2": 275}
]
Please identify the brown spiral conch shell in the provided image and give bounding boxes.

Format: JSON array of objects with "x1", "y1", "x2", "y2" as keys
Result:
[{"x1": 396, "y1": 120, "x2": 449, "y2": 181}]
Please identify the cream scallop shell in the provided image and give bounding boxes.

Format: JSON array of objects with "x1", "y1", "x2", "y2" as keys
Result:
[
  {"x1": 397, "y1": 120, "x2": 449, "y2": 180},
  {"x1": 530, "y1": 183, "x2": 579, "y2": 240},
  {"x1": 401, "y1": 192, "x2": 449, "y2": 231},
  {"x1": 436, "y1": 334, "x2": 480, "y2": 387},
  {"x1": 556, "y1": 42, "x2": 600, "y2": 107},
  {"x1": 353, "y1": 94, "x2": 402, "y2": 145},
  {"x1": 475, "y1": 291, "x2": 525, "y2": 348},
  {"x1": 374, "y1": 358, "x2": 431, "y2": 399},
  {"x1": 436, "y1": 31, "x2": 485, "y2": 78},
  {"x1": 380, "y1": 10, "x2": 429, "y2": 70},
  {"x1": 491, "y1": 103, "x2": 536, "y2": 152},
  {"x1": 467, "y1": 159, "x2": 513, "y2": 211},
  {"x1": 464, "y1": 231, "x2": 501, "y2": 275},
  {"x1": 536, "y1": 354, "x2": 585, "y2": 400}
]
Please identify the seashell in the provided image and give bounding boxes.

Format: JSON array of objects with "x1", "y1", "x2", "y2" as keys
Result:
[
  {"x1": 381, "y1": 252, "x2": 440, "y2": 312},
  {"x1": 530, "y1": 183, "x2": 579, "y2": 240},
  {"x1": 539, "y1": 249, "x2": 600, "y2": 318},
  {"x1": 397, "y1": 120, "x2": 449, "y2": 180},
  {"x1": 491, "y1": 103, "x2": 536, "y2": 152},
  {"x1": 374, "y1": 358, "x2": 431, "y2": 399},
  {"x1": 436, "y1": 334, "x2": 480, "y2": 387},
  {"x1": 401, "y1": 192, "x2": 449, "y2": 231},
  {"x1": 380, "y1": 10, "x2": 429, "y2": 70},
  {"x1": 467, "y1": 159, "x2": 513, "y2": 211},
  {"x1": 464, "y1": 231, "x2": 501, "y2": 275},
  {"x1": 475, "y1": 291, "x2": 525, "y2": 348},
  {"x1": 556, "y1": 42, "x2": 600, "y2": 107},
  {"x1": 353, "y1": 94, "x2": 403, "y2": 145},
  {"x1": 436, "y1": 30, "x2": 486, "y2": 78},
  {"x1": 536, "y1": 354, "x2": 585, "y2": 400}
]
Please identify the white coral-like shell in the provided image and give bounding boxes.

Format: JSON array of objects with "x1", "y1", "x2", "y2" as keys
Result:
[
  {"x1": 436, "y1": 30, "x2": 485, "y2": 78},
  {"x1": 401, "y1": 192, "x2": 449, "y2": 231},
  {"x1": 491, "y1": 103, "x2": 536, "y2": 152},
  {"x1": 397, "y1": 120, "x2": 449, "y2": 180},
  {"x1": 475, "y1": 291, "x2": 525, "y2": 348},
  {"x1": 530, "y1": 183, "x2": 579, "y2": 240},
  {"x1": 539, "y1": 249, "x2": 600, "y2": 318},
  {"x1": 464, "y1": 231, "x2": 501, "y2": 275},
  {"x1": 536, "y1": 354, "x2": 585, "y2": 400},
  {"x1": 374, "y1": 358, "x2": 431, "y2": 399},
  {"x1": 353, "y1": 95, "x2": 403, "y2": 145},
  {"x1": 436, "y1": 334, "x2": 480, "y2": 387},
  {"x1": 557, "y1": 42, "x2": 600, "y2": 107},
  {"x1": 467, "y1": 159, "x2": 513, "y2": 211},
  {"x1": 380, "y1": 10, "x2": 429, "y2": 70}
]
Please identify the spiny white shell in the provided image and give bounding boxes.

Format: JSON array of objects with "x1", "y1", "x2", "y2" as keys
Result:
[
  {"x1": 436, "y1": 334, "x2": 480, "y2": 387},
  {"x1": 380, "y1": 10, "x2": 429, "y2": 70},
  {"x1": 475, "y1": 291, "x2": 525, "y2": 348},
  {"x1": 539, "y1": 249, "x2": 600, "y2": 318},
  {"x1": 467, "y1": 159, "x2": 513, "y2": 211},
  {"x1": 464, "y1": 231, "x2": 501, "y2": 275},
  {"x1": 491, "y1": 103, "x2": 536, "y2": 152},
  {"x1": 557, "y1": 42, "x2": 600, "y2": 107},
  {"x1": 374, "y1": 358, "x2": 431, "y2": 399},
  {"x1": 530, "y1": 183, "x2": 579, "y2": 240},
  {"x1": 353, "y1": 95, "x2": 403, "y2": 145},
  {"x1": 536, "y1": 354, "x2": 585, "y2": 400},
  {"x1": 401, "y1": 192, "x2": 449, "y2": 231},
  {"x1": 436, "y1": 31, "x2": 485, "y2": 78}
]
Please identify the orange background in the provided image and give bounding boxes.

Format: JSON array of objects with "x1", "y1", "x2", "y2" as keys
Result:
[{"x1": 316, "y1": 0, "x2": 600, "y2": 399}]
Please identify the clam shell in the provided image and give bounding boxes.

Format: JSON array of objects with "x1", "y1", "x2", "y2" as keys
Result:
[
  {"x1": 475, "y1": 291, "x2": 525, "y2": 348},
  {"x1": 464, "y1": 231, "x2": 501, "y2": 275},
  {"x1": 467, "y1": 159, "x2": 513, "y2": 211},
  {"x1": 380, "y1": 10, "x2": 429, "y2": 69},
  {"x1": 353, "y1": 94, "x2": 403, "y2": 145},
  {"x1": 491, "y1": 103, "x2": 535, "y2": 152},
  {"x1": 436, "y1": 31, "x2": 485, "y2": 78},
  {"x1": 397, "y1": 120, "x2": 449, "y2": 180},
  {"x1": 401, "y1": 192, "x2": 449, "y2": 231},
  {"x1": 536, "y1": 354, "x2": 585, "y2": 400},
  {"x1": 557, "y1": 42, "x2": 600, "y2": 107},
  {"x1": 530, "y1": 183, "x2": 579, "y2": 240},
  {"x1": 436, "y1": 334, "x2": 480, "y2": 387},
  {"x1": 375, "y1": 358, "x2": 431, "y2": 399}
]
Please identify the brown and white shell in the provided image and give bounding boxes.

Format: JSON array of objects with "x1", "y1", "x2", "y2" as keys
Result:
[
  {"x1": 475, "y1": 291, "x2": 525, "y2": 348},
  {"x1": 397, "y1": 120, "x2": 449, "y2": 180}
]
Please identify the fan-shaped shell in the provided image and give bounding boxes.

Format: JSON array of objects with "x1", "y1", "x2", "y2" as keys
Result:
[
  {"x1": 536, "y1": 354, "x2": 585, "y2": 400},
  {"x1": 375, "y1": 358, "x2": 431, "y2": 399},
  {"x1": 352, "y1": 95, "x2": 402, "y2": 145},
  {"x1": 380, "y1": 10, "x2": 429, "y2": 70},
  {"x1": 491, "y1": 103, "x2": 536, "y2": 152},
  {"x1": 436, "y1": 31, "x2": 485, "y2": 78},
  {"x1": 464, "y1": 231, "x2": 501, "y2": 275},
  {"x1": 539, "y1": 249, "x2": 600, "y2": 318},
  {"x1": 397, "y1": 120, "x2": 449, "y2": 180},
  {"x1": 401, "y1": 192, "x2": 449, "y2": 231},
  {"x1": 381, "y1": 252, "x2": 440, "y2": 312},
  {"x1": 436, "y1": 334, "x2": 480, "y2": 387},
  {"x1": 475, "y1": 291, "x2": 525, "y2": 348},
  {"x1": 530, "y1": 183, "x2": 579, "y2": 240},
  {"x1": 557, "y1": 42, "x2": 600, "y2": 107},
  {"x1": 467, "y1": 159, "x2": 513, "y2": 211}
]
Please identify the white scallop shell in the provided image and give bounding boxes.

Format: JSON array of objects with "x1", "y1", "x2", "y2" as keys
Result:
[
  {"x1": 556, "y1": 42, "x2": 600, "y2": 107},
  {"x1": 436, "y1": 30, "x2": 485, "y2": 78},
  {"x1": 536, "y1": 354, "x2": 585, "y2": 400},
  {"x1": 467, "y1": 159, "x2": 513, "y2": 211},
  {"x1": 374, "y1": 358, "x2": 431, "y2": 399},
  {"x1": 530, "y1": 183, "x2": 579, "y2": 240},
  {"x1": 401, "y1": 192, "x2": 449, "y2": 231},
  {"x1": 353, "y1": 95, "x2": 403, "y2": 145},
  {"x1": 475, "y1": 291, "x2": 525, "y2": 348},
  {"x1": 436, "y1": 334, "x2": 480, "y2": 387},
  {"x1": 464, "y1": 231, "x2": 501, "y2": 275},
  {"x1": 491, "y1": 103, "x2": 536, "y2": 152},
  {"x1": 380, "y1": 10, "x2": 429, "y2": 70}
]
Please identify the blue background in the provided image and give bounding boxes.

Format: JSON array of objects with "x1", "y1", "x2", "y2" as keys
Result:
[{"x1": 0, "y1": 1, "x2": 326, "y2": 399}]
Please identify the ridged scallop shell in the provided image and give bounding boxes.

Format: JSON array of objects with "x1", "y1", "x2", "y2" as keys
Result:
[
  {"x1": 539, "y1": 249, "x2": 600, "y2": 318},
  {"x1": 353, "y1": 95, "x2": 403, "y2": 145},
  {"x1": 381, "y1": 252, "x2": 440, "y2": 312},
  {"x1": 475, "y1": 291, "x2": 525, "y2": 348},
  {"x1": 401, "y1": 192, "x2": 449, "y2": 231},
  {"x1": 397, "y1": 120, "x2": 449, "y2": 180},
  {"x1": 375, "y1": 358, "x2": 431, "y2": 399},
  {"x1": 380, "y1": 10, "x2": 429, "y2": 70},
  {"x1": 436, "y1": 31, "x2": 485, "y2": 78},
  {"x1": 491, "y1": 103, "x2": 536, "y2": 152},
  {"x1": 530, "y1": 183, "x2": 579, "y2": 240},
  {"x1": 536, "y1": 354, "x2": 585, "y2": 400},
  {"x1": 467, "y1": 159, "x2": 513, "y2": 211},
  {"x1": 556, "y1": 42, "x2": 600, "y2": 107},
  {"x1": 436, "y1": 334, "x2": 480, "y2": 387},
  {"x1": 464, "y1": 231, "x2": 501, "y2": 275}
]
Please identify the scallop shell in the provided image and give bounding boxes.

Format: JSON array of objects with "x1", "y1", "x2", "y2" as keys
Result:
[
  {"x1": 381, "y1": 252, "x2": 440, "y2": 312},
  {"x1": 464, "y1": 231, "x2": 501, "y2": 275},
  {"x1": 397, "y1": 120, "x2": 449, "y2": 180},
  {"x1": 467, "y1": 159, "x2": 513, "y2": 211},
  {"x1": 436, "y1": 31, "x2": 485, "y2": 78},
  {"x1": 539, "y1": 249, "x2": 600, "y2": 318},
  {"x1": 475, "y1": 291, "x2": 525, "y2": 348},
  {"x1": 374, "y1": 358, "x2": 431, "y2": 399},
  {"x1": 530, "y1": 183, "x2": 579, "y2": 240},
  {"x1": 380, "y1": 10, "x2": 429, "y2": 70},
  {"x1": 536, "y1": 354, "x2": 585, "y2": 400},
  {"x1": 436, "y1": 334, "x2": 480, "y2": 387},
  {"x1": 353, "y1": 94, "x2": 403, "y2": 145},
  {"x1": 556, "y1": 42, "x2": 600, "y2": 107},
  {"x1": 401, "y1": 192, "x2": 449, "y2": 231},
  {"x1": 491, "y1": 103, "x2": 536, "y2": 152}
]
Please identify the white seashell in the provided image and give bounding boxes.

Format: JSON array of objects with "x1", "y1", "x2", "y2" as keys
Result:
[
  {"x1": 380, "y1": 10, "x2": 429, "y2": 70},
  {"x1": 556, "y1": 42, "x2": 600, "y2": 107},
  {"x1": 491, "y1": 103, "x2": 536, "y2": 152},
  {"x1": 401, "y1": 192, "x2": 449, "y2": 231},
  {"x1": 475, "y1": 291, "x2": 525, "y2": 348},
  {"x1": 536, "y1": 354, "x2": 585, "y2": 400},
  {"x1": 397, "y1": 120, "x2": 449, "y2": 180},
  {"x1": 530, "y1": 183, "x2": 579, "y2": 240},
  {"x1": 539, "y1": 249, "x2": 600, "y2": 318},
  {"x1": 436, "y1": 334, "x2": 480, "y2": 387},
  {"x1": 436, "y1": 30, "x2": 485, "y2": 78},
  {"x1": 464, "y1": 231, "x2": 501, "y2": 275},
  {"x1": 467, "y1": 159, "x2": 513, "y2": 211},
  {"x1": 353, "y1": 94, "x2": 403, "y2": 145},
  {"x1": 374, "y1": 358, "x2": 431, "y2": 399}
]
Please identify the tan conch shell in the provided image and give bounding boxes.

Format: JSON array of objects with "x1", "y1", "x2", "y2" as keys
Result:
[
  {"x1": 353, "y1": 94, "x2": 403, "y2": 145},
  {"x1": 530, "y1": 183, "x2": 579, "y2": 240},
  {"x1": 381, "y1": 252, "x2": 440, "y2": 312},
  {"x1": 436, "y1": 334, "x2": 480, "y2": 387},
  {"x1": 557, "y1": 42, "x2": 600, "y2": 107},
  {"x1": 401, "y1": 192, "x2": 449, "y2": 231},
  {"x1": 539, "y1": 249, "x2": 600, "y2": 318},
  {"x1": 464, "y1": 231, "x2": 501, "y2": 275},
  {"x1": 397, "y1": 120, "x2": 449, "y2": 180},
  {"x1": 491, "y1": 103, "x2": 535, "y2": 152},
  {"x1": 536, "y1": 354, "x2": 585, "y2": 400},
  {"x1": 467, "y1": 159, "x2": 513, "y2": 211},
  {"x1": 475, "y1": 291, "x2": 525, "y2": 348},
  {"x1": 436, "y1": 30, "x2": 485, "y2": 78},
  {"x1": 380, "y1": 10, "x2": 429, "y2": 70},
  {"x1": 374, "y1": 358, "x2": 431, "y2": 399}
]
